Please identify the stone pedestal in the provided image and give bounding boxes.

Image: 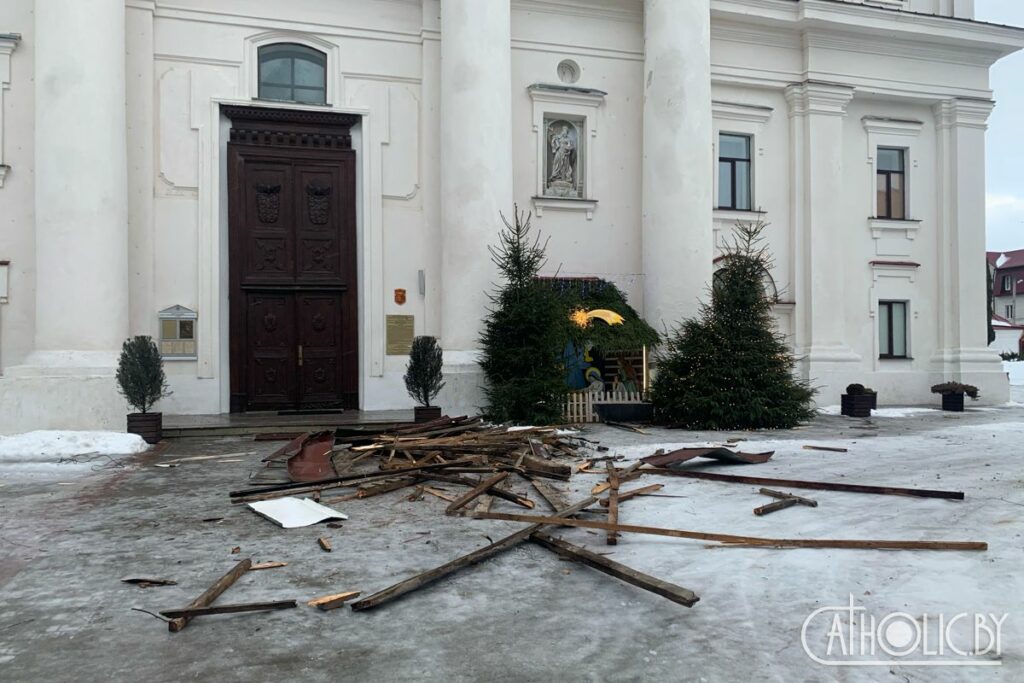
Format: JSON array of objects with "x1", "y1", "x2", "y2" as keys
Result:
[{"x1": 640, "y1": 0, "x2": 713, "y2": 331}]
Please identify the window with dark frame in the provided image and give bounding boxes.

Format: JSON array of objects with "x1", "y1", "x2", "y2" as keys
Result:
[
  {"x1": 718, "y1": 133, "x2": 752, "y2": 210},
  {"x1": 1007, "y1": 304, "x2": 1016, "y2": 320},
  {"x1": 1003, "y1": 274, "x2": 1013, "y2": 293},
  {"x1": 878, "y1": 300, "x2": 908, "y2": 359},
  {"x1": 876, "y1": 147, "x2": 906, "y2": 219},
  {"x1": 258, "y1": 43, "x2": 327, "y2": 105}
]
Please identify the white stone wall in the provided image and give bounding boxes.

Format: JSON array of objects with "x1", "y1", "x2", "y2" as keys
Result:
[{"x1": 0, "y1": 0, "x2": 1020, "y2": 433}]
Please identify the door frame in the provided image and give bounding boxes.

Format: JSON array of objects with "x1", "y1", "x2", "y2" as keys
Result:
[{"x1": 224, "y1": 105, "x2": 360, "y2": 412}]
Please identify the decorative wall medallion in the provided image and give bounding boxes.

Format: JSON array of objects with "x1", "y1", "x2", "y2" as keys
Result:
[
  {"x1": 263, "y1": 312, "x2": 278, "y2": 332},
  {"x1": 255, "y1": 184, "x2": 282, "y2": 223},
  {"x1": 394, "y1": 288, "x2": 406, "y2": 305},
  {"x1": 544, "y1": 119, "x2": 582, "y2": 198},
  {"x1": 313, "y1": 368, "x2": 328, "y2": 384},
  {"x1": 306, "y1": 184, "x2": 332, "y2": 225},
  {"x1": 557, "y1": 59, "x2": 580, "y2": 84},
  {"x1": 312, "y1": 312, "x2": 327, "y2": 332}
]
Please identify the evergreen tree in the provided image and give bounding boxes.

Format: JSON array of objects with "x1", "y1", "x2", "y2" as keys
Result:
[
  {"x1": 479, "y1": 207, "x2": 567, "y2": 424},
  {"x1": 404, "y1": 336, "x2": 445, "y2": 407},
  {"x1": 116, "y1": 336, "x2": 171, "y2": 414},
  {"x1": 651, "y1": 220, "x2": 815, "y2": 429}
]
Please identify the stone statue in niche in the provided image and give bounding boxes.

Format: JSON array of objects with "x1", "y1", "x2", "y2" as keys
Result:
[{"x1": 545, "y1": 119, "x2": 581, "y2": 198}]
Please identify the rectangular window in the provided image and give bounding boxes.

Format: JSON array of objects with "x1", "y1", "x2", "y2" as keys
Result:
[
  {"x1": 876, "y1": 147, "x2": 906, "y2": 219},
  {"x1": 718, "y1": 134, "x2": 752, "y2": 210},
  {"x1": 879, "y1": 300, "x2": 908, "y2": 359},
  {"x1": 1007, "y1": 304, "x2": 1016, "y2": 320},
  {"x1": 1003, "y1": 275, "x2": 1013, "y2": 293}
]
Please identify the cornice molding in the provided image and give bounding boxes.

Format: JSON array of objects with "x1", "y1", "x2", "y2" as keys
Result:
[
  {"x1": 861, "y1": 115, "x2": 923, "y2": 137},
  {"x1": 512, "y1": 0, "x2": 641, "y2": 25},
  {"x1": 784, "y1": 80, "x2": 855, "y2": 117},
  {"x1": 712, "y1": 100, "x2": 773, "y2": 124},
  {"x1": 933, "y1": 98, "x2": 995, "y2": 131}
]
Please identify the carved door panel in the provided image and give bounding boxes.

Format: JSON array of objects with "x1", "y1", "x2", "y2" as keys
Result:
[
  {"x1": 296, "y1": 293, "x2": 342, "y2": 407},
  {"x1": 246, "y1": 294, "x2": 297, "y2": 408},
  {"x1": 227, "y1": 106, "x2": 359, "y2": 412}
]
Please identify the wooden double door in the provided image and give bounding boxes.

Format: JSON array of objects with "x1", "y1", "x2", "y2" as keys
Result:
[{"x1": 226, "y1": 106, "x2": 360, "y2": 412}]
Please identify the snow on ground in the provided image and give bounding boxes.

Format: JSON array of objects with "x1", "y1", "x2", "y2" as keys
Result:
[
  {"x1": 0, "y1": 431, "x2": 148, "y2": 484},
  {"x1": 818, "y1": 404, "x2": 938, "y2": 417},
  {"x1": 0, "y1": 431, "x2": 148, "y2": 460}
]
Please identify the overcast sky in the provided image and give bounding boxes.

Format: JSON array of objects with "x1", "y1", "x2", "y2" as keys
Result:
[{"x1": 976, "y1": 0, "x2": 1024, "y2": 252}]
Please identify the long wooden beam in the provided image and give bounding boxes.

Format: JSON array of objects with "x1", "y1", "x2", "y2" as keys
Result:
[
  {"x1": 606, "y1": 461, "x2": 620, "y2": 546},
  {"x1": 349, "y1": 496, "x2": 599, "y2": 611},
  {"x1": 465, "y1": 511, "x2": 987, "y2": 551},
  {"x1": 167, "y1": 558, "x2": 253, "y2": 632},
  {"x1": 643, "y1": 468, "x2": 965, "y2": 500},
  {"x1": 529, "y1": 532, "x2": 699, "y2": 607},
  {"x1": 160, "y1": 600, "x2": 296, "y2": 619}
]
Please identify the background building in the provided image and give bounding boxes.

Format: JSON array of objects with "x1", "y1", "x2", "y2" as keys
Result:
[{"x1": 0, "y1": 0, "x2": 1020, "y2": 432}]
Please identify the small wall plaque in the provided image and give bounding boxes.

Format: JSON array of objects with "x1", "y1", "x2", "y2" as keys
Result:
[
  {"x1": 158, "y1": 305, "x2": 198, "y2": 359},
  {"x1": 386, "y1": 315, "x2": 415, "y2": 355}
]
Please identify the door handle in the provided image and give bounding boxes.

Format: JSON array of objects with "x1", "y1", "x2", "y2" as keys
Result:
[{"x1": 298, "y1": 344, "x2": 304, "y2": 367}]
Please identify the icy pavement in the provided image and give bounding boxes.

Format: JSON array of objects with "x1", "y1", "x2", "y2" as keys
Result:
[{"x1": 0, "y1": 409, "x2": 1022, "y2": 681}]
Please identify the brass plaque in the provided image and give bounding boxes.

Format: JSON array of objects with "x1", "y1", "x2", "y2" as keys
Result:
[{"x1": 386, "y1": 315, "x2": 415, "y2": 355}]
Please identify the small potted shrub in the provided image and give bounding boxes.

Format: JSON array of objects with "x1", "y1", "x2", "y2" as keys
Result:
[
  {"x1": 930, "y1": 382, "x2": 979, "y2": 413},
  {"x1": 116, "y1": 336, "x2": 171, "y2": 444},
  {"x1": 841, "y1": 383, "x2": 873, "y2": 418},
  {"x1": 404, "y1": 336, "x2": 445, "y2": 423}
]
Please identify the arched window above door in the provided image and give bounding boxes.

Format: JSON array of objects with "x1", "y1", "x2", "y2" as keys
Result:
[{"x1": 258, "y1": 43, "x2": 327, "y2": 105}]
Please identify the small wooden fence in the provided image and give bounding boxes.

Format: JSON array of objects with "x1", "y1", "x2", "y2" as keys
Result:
[{"x1": 564, "y1": 390, "x2": 647, "y2": 424}]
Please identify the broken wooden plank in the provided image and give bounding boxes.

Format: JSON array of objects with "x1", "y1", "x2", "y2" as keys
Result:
[
  {"x1": 249, "y1": 561, "x2": 288, "y2": 571},
  {"x1": 529, "y1": 477, "x2": 570, "y2": 512},
  {"x1": 307, "y1": 591, "x2": 361, "y2": 611},
  {"x1": 423, "y1": 473, "x2": 534, "y2": 509},
  {"x1": 229, "y1": 458, "x2": 479, "y2": 500},
  {"x1": 167, "y1": 558, "x2": 252, "y2": 632},
  {"x1": 466, "y1": 512, "x2": 987, "y2": 551},
  {"x1": 759, "y1": 488, "x2": 817, "y2": 507},
  {"x1": 644, "y1": 469, "x2": 965, "y2": 500},
  {"x1": 318, "y1": 537, "x2": 332, "y2": 552},
  {"x1": 529, "y1": 532, "x2": 698, "y2": 607},
  {"x1": 445, "y1": 471, "x2": 510, "y2": 515},
  {"x1": 753, "y1": 498, "x2": 800, "y2": 516},
  {"x1": 606, "y1": 461, "x2": 620, "y2": 546},
  {"x1": 422, "y1": 486, "x2": 457, "y2": 503},
  {"x1": 600, "y1": 483, "x2": 664, "y2": 507},
  {"x1": 350, "y1": 496, "x2": 599, "y2": 612},
  {"x1": 121, "y1": 577, "x2": 177, "y2": 587},
  {"x1": 160, "y1": 600, "x2": 297, "y2": 620},
  {"x1": 356, "y1": 476, "x2": 422, "y2": 499},
  {"x1": 802, "y1": 445, "x2": 849, "y2": 453}
]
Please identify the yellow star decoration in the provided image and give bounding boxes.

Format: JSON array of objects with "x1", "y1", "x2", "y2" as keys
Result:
[{"x1": 570, "y1": 308, "x2": 625, "y2": 327}]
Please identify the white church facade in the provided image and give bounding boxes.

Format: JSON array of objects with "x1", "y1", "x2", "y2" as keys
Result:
[{"x1": 0, "y1": 0, "x2": 1020, "y2": 432}]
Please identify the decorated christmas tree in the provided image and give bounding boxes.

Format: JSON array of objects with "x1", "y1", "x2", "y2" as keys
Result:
[
  {"x1": 651, "y1": 220, "x2": 815, "y2": 429},
  {"x1": 479, "y1": 207, "x2": 567, "y2": 424}
]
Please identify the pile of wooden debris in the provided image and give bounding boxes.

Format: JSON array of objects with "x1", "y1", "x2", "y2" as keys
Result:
[{"x1": 146, "y1": 416, "x2": 987, "y2": 631}]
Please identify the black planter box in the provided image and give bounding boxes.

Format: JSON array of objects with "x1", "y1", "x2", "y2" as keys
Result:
[
  {"x1": 941, "y1": 393, "x2": 965, "y2": 412},
  {"x1": 414, "y1": 405, "x2": 443, "y2": 423},
  {"x1": 594, "y1": 402, "x2": 654, "y2": 424},
  {"x1": 867, "y1": 393, "x2": 877, "y2": 410},
  {"x1": 840, "y1": 394, "x2": 873, "y2": 418},
  {"x1": 127, "y1": 412, "x2": 162, "y2": 444}
]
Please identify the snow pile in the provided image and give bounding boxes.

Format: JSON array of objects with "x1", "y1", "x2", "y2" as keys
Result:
[
  {"x1": 1005, "y1": 360, "x2": 1024, "y2": 386},
  {"x1": 0, "y1": 431, "x2": 149, "y2": 461},
  {"x1": 817, "y1": 405, "x2": 937, "y2": 417}
]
